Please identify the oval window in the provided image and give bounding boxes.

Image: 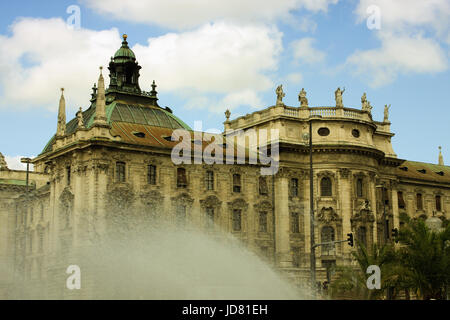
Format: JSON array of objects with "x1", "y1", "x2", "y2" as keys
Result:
[
  {"x1": 318, "y1": 127, "x2": 330, "y2": 136},
  {"x1": 352, "y1": 129, "x2": 360, "y2": 138}
]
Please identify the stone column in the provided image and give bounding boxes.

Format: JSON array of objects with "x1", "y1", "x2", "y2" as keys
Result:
[
  {"x1": 274, "y1": 169, "x2": 292, "y2": 268},
  {"x1": 391, "y1": 181, "x2": 400, "y2": 230},
  {"x1": 339, "y1": 169, "x2": 352, "y2": 255},
  {"x1": 369, "y1": 173, "x2": 378, "y2": 246}
]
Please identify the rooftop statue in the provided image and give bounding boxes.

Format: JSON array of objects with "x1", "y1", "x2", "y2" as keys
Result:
[
  {"x1": 276, "y1": 85, "x2": 285, "y2": 106},
  {"x1": 361, "y1": 92, "x2": 368, "y2": 111},
  {"x1": 77, "y1": 107, "x2": 85, "y2": 128},
  {"x1": 225, "y1": 109, "x2": 231, "y2": 121},
  {"x1": 0, "y1": 152, "x2": 8, "y2": 170},
  {"x1": 335, "y1": 87, "x2": 345, "y2": 108},
  {"x1": 384, "y1": 104, "x2": 391, "y2": 122},
  {"x1": 298, "y1": 88, "x2": 308, "y2": 107}
]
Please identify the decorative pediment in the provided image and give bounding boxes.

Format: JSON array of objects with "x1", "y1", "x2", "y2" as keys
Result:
[
  {"x1": 254, "y1": 200, "x2": 272, "y2": 211},
  {"x1": 171, "y1": 192, "x2": 194, "y2": 207},
  {"x1": 140, "y1": 190, "x2": 163, "y2": 205},
  {"x1": 351, "y1": 201, "x2": 375, "y2": 224},
  {"x1": 227, "y1": 198, "x2": 248, "y2": 210},
  {"x1": 200, "y1": 195, "x2": 222, "y2": 209},
  {"x1": 317, "y1": 207, "x2": 340, "y2": 223},
  {"x1": 59, "y1": 187, "x2": 74, "y2": 205},
  {"x1": 317, "y1": 170, "x2": 335, "y2": 178},
  {"x1": 107, "y1": 184, "x2": 135, "y2": 210},
  {"x1": 339, "y1": 168, "x2": 350, "y2": 179}
]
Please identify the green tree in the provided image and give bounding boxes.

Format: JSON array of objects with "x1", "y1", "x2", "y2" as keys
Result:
[
  {"x1": 394, "y1": 212, "x2": 450, "y2": 300},
  {"x1": 329, "y1": 242, "x2": 396, "y2": 300}
]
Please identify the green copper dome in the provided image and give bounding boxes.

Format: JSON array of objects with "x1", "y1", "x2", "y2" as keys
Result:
[{"x1": 114, "y1": 34, "x2": 136, "y2": 62}]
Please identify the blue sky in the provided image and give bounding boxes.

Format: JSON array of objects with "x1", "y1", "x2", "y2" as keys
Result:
[{"x1": 0, "y1": 0, "x2": 449, "y2": 169}]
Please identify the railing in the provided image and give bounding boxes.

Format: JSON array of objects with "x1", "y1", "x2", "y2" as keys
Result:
[
  {"x1": 228, "y1": 105, "x2": 372, "y2": 130},
  {"x1": 310, "y1": 107, "x2": 336, "y2": 117},
  {"x1": 284, "y1": 107, "x2": 299, "y2": 117}
]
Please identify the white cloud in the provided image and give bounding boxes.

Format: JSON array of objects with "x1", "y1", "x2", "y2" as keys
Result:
[
  {"x1": 355, "y1": 0, "x2": 450, "y2": 37},
  {"x1": 291, "y1": 37, "x2": 325, "y2": 64},
  {"x1": 0, "y1": 18, "x2": 283, "y2": 114},
  {"x1": 134, "y1": 22, "x2": 282, "y2": 95},
  {"x1": 346, "y1": 33, "x2": 448, "y2": 87},
  {"x1": 4, "y1": 155, "x2": 34, "y2": 171},
  {"x1": 0, "y1": 18, "x2": 120, "y2": 113},
  {"x1": 346, "y1": 1, "x2": 450, "y2": 87},
  {"x1": 287, "y1": 72, "x2": 303, "y2": 84},
  {"x1": 82, "y1": 0, "x2": 339, "y2": 29}
]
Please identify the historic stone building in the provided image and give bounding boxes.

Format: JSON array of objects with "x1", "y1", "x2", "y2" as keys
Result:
[{"x1": 0, "y1": 35, "x2": 449, "y2": 299}]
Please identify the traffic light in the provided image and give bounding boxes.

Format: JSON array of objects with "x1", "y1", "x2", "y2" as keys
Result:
[
  {"x1": 391, "y1": 228, "x2": 399, "y2": 243},
  {"x1": 347, "y1": 233, "x2": 354, "y2": 247}
]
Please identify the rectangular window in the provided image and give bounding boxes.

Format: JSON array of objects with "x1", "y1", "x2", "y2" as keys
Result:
[
  {"x1": 206, "y1": 207, "x2": 214, "y2": 229},
  {"x1": 356, "y1": 178, "x2": 363, "y2": 198},
  {"x1": 232, "y1": 209, "x2": 242, "y2": 231},
  {"x1": 147, "y1": 165, "x2": 156, "y2": 185},
  {"x1": 259, "y1": 211, "x2": 268, "y2": 232},
  {"x1": 259, "y1": 177, "x2": 268, "y2": 195},
  {"x1": 260, "y1": 246, "x2": 269, "y2": 259},
  {"x1": 67, "y1": 166, "x2": 71, "y2": 185},
  {"x1": 206, "y1": 171, "x2": 214, "y2": 191},
  {"x1": 176, "y1": 205, "x2": 186, "y2": 225},
  {"x1": 39, "y1": 232, "x2": 44, "y2": 253},
  {"x1": 398, "y1": 191, "x2": 406, "y2": 209},
  {"x1": 290, "y1": 178, "x2": 299, "y2": 197},
  {"x1": 292, "y1": 247, "x2": 300, "y2": 267},
  {"x1": 291, "y1": 212, "x2": 300, "y2": 233},
  {"x1": 416, "y1": 193, "x2": 423, "y2": 210},
  {"x1": 116, "y1": 162, "x2": 126, "y2": 182},
  {"x1": 177, "y1": 168, "x2": 187, "y2": 188},
  {"x1": 233, "y1": 174, "x2": 241, "y2": 193},
  {"x1": 436, "y1": 195, "x2": 442, "y2": 212}
]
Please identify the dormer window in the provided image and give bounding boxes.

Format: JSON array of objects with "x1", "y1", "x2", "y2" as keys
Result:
[
  {"x1": 418, "y1": 169, "x2": 426, "y2": 174},
  {"x1": 399, "y1": 167, "x2": 408, "y2": 171}
]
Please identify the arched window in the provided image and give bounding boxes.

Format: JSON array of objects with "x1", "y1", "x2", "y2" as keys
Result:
[
  {"x1": 321, "y1": 226, "x2": 335, "y2": 255},
  {"x1": 357, "y1": 226, "x2": 367, "y2": 248},
  {"x1": 356, "y1": 178, "x2": 363, "y2": 198},
  {"x1": 320, "y1": 177, "x2": 332, "y2": 197}
]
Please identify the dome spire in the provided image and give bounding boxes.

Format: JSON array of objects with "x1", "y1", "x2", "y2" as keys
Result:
[
  {"x1": 56, "y1": 88, "x2": 66, "y2": 137},
  {"x1": 94, "y1": 66, "x2": 107, "y2": 125},
  {"x1": 438, "y1": 146, "x2": 444, "y2": 166}
]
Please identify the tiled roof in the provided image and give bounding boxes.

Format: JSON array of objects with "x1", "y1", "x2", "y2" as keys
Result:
[
  {"x1": 396, "y1": 160, "x2": 450, "y2": 184},
  {"x1": 41, "y1": 101, "x2": 190, "y2": 155}
]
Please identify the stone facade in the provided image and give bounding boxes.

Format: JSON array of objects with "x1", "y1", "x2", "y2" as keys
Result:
[{"x1": 0, "y1": 36, "x2": 449, "y2": 299}]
